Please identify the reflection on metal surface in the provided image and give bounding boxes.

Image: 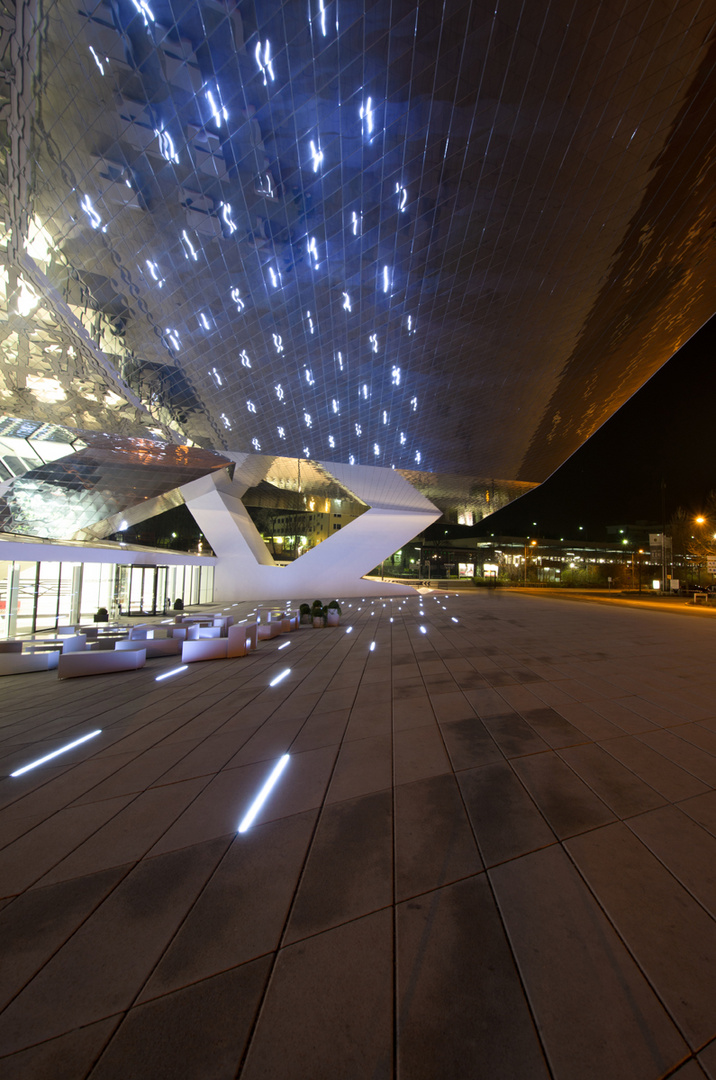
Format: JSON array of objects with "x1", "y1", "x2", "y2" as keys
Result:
[
  {"x1": 0, "y1": 424, "x2": 231, "y2": 540},
  {"x1": 0, "y1": 1, "x2": 714, "y2": 492}
]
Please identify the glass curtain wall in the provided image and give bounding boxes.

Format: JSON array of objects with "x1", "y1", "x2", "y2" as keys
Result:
[{"x1": 0, "y1": 559, "x2": 214, "y2": 636}]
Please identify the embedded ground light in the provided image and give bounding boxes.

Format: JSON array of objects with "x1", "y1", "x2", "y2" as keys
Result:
[
  {"x1": 238, "y1": 754, "x2": 290, "y2": 833},
  {"x1": 11, "y1": 730, "x2": 101, "y2": 777}
]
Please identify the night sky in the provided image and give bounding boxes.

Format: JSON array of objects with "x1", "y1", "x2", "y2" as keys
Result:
[{"x1": 478, "y1": 314, "x2": 716, "y2": 539}]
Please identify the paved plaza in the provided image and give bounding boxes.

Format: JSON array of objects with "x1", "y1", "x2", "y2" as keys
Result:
[{"x1": 1, "y1": 590, "x2": 716, "y2": 1079}]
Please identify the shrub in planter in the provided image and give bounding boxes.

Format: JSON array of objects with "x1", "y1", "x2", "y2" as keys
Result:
[
  {"x1": 311, "y1": 599, "x2": 325, "y2": 627},
  {"x1": 173, "y1": 598, "x2": 184, "y2": 611},
  {"x1": 94, "y1": 606, "x2": 109, "y2": 623},
  {"x1": 326, "y1": 600, "x2": 341, "y2": 626},
  {"x1": 299, "y1": 602, "x2": 312, "y2": 625}
]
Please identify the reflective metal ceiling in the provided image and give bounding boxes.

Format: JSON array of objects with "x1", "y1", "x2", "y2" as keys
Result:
[{"x1": 2, "y1": 0, "x2": 716, "y2": 486}]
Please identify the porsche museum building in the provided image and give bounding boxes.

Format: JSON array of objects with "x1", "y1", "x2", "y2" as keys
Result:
[{"x1": 2, "y1": 2, "x2": 716, "y2": 1077}]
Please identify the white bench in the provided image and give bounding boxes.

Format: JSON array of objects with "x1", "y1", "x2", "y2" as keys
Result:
[
  {"x1": 0, "y1": 651, "x2": 60, "y2": 675},
  {"x1": 58, "y1": 649, "x2": 146, "y2": 679},
  {"x1": 115, "y1": 639, "x2": 182, "y2": 657},
  {"x1": 182, "y1": 639, "x2": 228, "y2": 663}
]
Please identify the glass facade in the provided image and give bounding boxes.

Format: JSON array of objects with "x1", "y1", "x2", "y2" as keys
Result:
[{"x1": 0, "y1": 558, "x2": 214, "y2": 638}]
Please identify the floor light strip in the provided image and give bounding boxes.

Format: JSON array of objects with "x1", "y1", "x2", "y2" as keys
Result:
[
  {"x1": 11, "y1": 730, "x2": 102, "y2": 777},
  {"x1": 278, "y1": 641, "x2": 290, "y2": 650},
  {"x1": 238, "y1": 754, "x2": 290, "y2": 833},
  {"x1": 269, "y1": 668, "x2": 291, "y2": 686},
  {"x1": 155, "y1": 665, "x2": 188, "y2": 681}
]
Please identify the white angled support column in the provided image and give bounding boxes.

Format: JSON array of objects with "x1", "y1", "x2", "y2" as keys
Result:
[{"x1": 180, "y1": 458, "x2": 441, "y2": 602}]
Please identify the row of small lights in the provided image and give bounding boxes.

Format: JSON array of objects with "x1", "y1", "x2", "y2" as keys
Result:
[{"x1": 9, "y1": 590, "x2": 462, "y2": 830}]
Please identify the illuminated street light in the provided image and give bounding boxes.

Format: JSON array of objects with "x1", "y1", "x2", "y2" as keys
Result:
[{"x1": 524, "y1": 539, "x2": 538, "y2": 585}]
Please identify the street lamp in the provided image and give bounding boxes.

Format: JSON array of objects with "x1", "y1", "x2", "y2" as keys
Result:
[
  {"x1": 524, "y1": 539, "x2": 537, "y2": 585},
  {"x1": 631, "y1": 549, "x2": 645, "y2": 592}
]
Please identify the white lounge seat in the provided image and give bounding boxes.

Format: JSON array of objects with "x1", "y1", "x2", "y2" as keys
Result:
[
  {"x1": 58, "y1": 649, "x2": 146, "y2": 679},
  {"x1": 182, "y1": 639, "x2": 228, "y2": 662},
  {"x1": 115, "y1": 639, "x2": 182, "y2": 657},
  {"x1": 60, "y1": 635, "x2": 87, "y2": 653},
  {"x1": 0, "y1": 651, "x2": 60, "y2": 675},
  {"x1": 226, "y1": 625, "x2": 250, "y2": 657}
]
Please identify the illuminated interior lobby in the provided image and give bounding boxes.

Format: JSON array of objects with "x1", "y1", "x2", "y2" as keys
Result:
[{"x1": 3, "y1": 1, "x2": 716, "y2": 1076}]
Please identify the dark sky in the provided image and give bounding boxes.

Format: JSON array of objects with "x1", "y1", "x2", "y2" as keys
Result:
[{"x1": 479, "y1": 315, "x2": 716, "y2": 539}]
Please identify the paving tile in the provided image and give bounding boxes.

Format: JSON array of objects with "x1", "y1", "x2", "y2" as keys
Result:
[
  {"x1": 678, "y1": 789, "x2": 716, "y2": 838},
  {"x1": 557, "y1": 743, "x2": 665, "y2": 818},
  {"x1": 252, "y1": 744, "x2": 338, "y2": 825},
  {"x1": 38, "y1": 778, "x2": 209, "y2": 885},
  {"x1": 393, "y1": 724, "x2": 451, "y2": 785},
  {"x1": 627, "y1": 806, "x2": 716, "y2": 919},
  {"x1": 285, "y1": 790, "x2": 392, "y2": 942},
  {"x1": 588, "y1": 697, "x2": 657, "y2": 733},
  {"x1": 439, "y1": 716, "x2": 503, "y2": 771},
  {"x1": 463, "y1": 687, "x2": 514, "y2": 717},
  {"x1": 289, "y1": 708, "x2": 350, "y2": 752},
  {"x1": 325, "y1": 734, "x2": 392, "y2": 803},
  {"x1": 668, "y1": 1062, "x2": 709, "y2": 1080},
  {"x1": 566, "y1": 823, "x2": 716, "y2": 1048},
  {"x1": 154, "y1": 731, "x2": 260, "y2": 783},
  {"x1": 458, "y1": 761, "x2": 555, "y2": 865},
  {"x1": 511, "y1": 753, "x2": 615, "y2": 838},
  {"x1": 89, "y1": 958, "x2": 271, "y2": 1080},
  {"x1": 519, "y1": 708, "x2": 587, "y2": 748},
  {"x1": 146, "y1": 765, "x2": 266, "y2": 855},
  {"x1": 0, "y1": 866, "x2": 128, "y2": 1012},
  {"x1": 343, "y1": 702, "x2": 392, "y2": 740},
  {"x1": 227, "y1": 717, "x2": 306, "y2": 767},
  {"x1": 428, "y1": 690, "x2": 476, "y2": 722},
  {"x1": 491, "y1": 846, "x2": 688, "y2": 1079},
  {"x1": 637, "y1": 730, "x2": 716, "y2": 787},
  {"x1": 481, "y1": 712, "x2": 550, "y2": 757},
  {"x1": 392, "y1": 696, "x2": 436, "y2": 731},
  {"x1": 241, "y1": 910, "x2": 393, "y2": 1080},
  {"x1": 0, "y1": 838, "x2": 231, "y2": 1055},
  {"x1": 598, "y1": 734, "x2": 710, "y2": 802},
  {"x1": 0, "y1": 1016, "x2": 121, "y2": 1080},
  {"x1": 675, "y1": 723, "x2": 716, "y2": 756},
  {"x1": 71, "y1": 742, "x2": 201, "y2": 804},
  {"x1": 554, "y1": 701, "x2": 625, "y2": 741},
  {"x1": 699, "y1": 1040, "x2": 716, "y2": 1079},
  {"x1": 0, "y1": 794, "x2": 135, "y2": 896},
  {"x1": 139, "y1": 811, "x2": 316, "y2": 1001},
  {"x1": 394, "y1": 774, "x2": 482, "y2": 901},
  {"x1": 397, "y1": 874, "x2": 549, "y2": 1079}
]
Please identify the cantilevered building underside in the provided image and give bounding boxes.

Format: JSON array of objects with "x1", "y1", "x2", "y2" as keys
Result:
[{"x1": 1, "y1": 0, "x2": 716, "y2": 596}]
